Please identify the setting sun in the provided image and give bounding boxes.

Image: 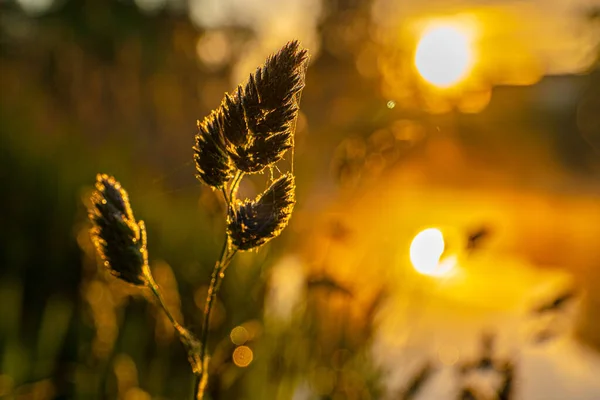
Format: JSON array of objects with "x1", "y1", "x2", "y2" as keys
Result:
[
  {"x1": 410, "y1": 228, "x2": 456, "y2": 277},
  {"x1": 415, "y1": 24, "x2": 474, "y2": 88}
]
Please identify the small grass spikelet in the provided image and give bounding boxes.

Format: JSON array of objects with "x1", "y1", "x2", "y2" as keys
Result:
[
  {"x1": 227, "y1": 173, "x2": 296, "y2": 250},
  {"x1": 89, "y1": 174, "x2": 148, "y2": 285},
  {"x1": 194, "y1": 110, "x2": 235, "y2": 188}
]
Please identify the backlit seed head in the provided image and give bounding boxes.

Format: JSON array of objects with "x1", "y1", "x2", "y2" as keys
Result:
[
  {"x1": 194, "y1": 110, "x2": 235, "y2": 188},
  {"x1": 89, "y1": 174, "x2": 148, "y2": 285},
  {"x1": 219, "y1": 40, "x2": 308, "y2": 173},
  {"x1": 227, "y1": 173, "x2": 295, "y2": 250}
]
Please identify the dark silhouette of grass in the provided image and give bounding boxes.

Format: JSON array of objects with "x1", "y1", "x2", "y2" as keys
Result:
[{"x1": 88, "y1": 40, "x2": 308, "y2": 399}]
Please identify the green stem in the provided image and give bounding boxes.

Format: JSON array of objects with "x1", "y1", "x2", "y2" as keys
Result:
[
  {"x1": 144, "y1": 265, "x2": 202, "y2": 376},
  {"x1": 146, "y1": 270, "x2": 183, "y2": 332},
  {"x1": 194, "y1": 175, "x2": 243, "y2": 399},
  {"x1": 194, "y1": 246, "x2": 236, "y2": 399}
]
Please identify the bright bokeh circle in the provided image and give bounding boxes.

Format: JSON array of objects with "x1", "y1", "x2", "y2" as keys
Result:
[
  {"x1": 410, "y1": 228, "x2": 456, "y2": 277},
  {"x1": 415, "y1": 25, "x2": 473, "y2": 88}
]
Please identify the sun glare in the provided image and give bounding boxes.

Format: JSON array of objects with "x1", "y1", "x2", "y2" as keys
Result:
[
  {"x1": 410, "y1": 228, "x2": 455, "y2": 277},
  {"x1": 415, "y1": 24, "x2": 474, "y2": 88}
]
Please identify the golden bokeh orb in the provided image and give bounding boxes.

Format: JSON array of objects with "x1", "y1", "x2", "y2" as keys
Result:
[
  {"x1": 415, "y1": 25, "x2": 473, "y2": 88},
  {"x1": 409, "y1": 228, "x2": 456, "y2": 277},
  {"x1": 233, "y1": 345, "x2": 253, "y2": 367}
]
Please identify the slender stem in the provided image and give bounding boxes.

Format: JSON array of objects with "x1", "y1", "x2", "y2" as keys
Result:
[
  {"x1": 230, "y1": 171, "x2": 244, "y2": 201},
  {"x1": 221, "y1": 186, "x2": 230, "y2": 205},
  {"x1": 194, "y1": 171, "x2": 244, "y2": 399},
  {"x1": 146, "y1": 272, "x2": 185, "y2": 335},
  {"x1": 199, "y1": 238, "x2": 230, "y2": 354},
  {"x1": 215, "y1": 249, "x2": 238, "y2": 293},
  {"x1": 143, "y1": 265, "x2": 203, "y2": 387},
  {"x1": 194, "y1": 244, "x2": 237, "y2": 399}
]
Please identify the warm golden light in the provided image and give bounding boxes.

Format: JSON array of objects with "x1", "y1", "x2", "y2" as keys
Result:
[
  {"x1": 410, "y1": 228, "x2": 455, "y2": 277},
  {"x1": 415, "y1": 25, "x2": 473, "y2": 88},
  {"x1": 233, "y1": 345, "x2": 254, "y2": 367},
  {"x1": 230, "y1": 325, "x2": 249, "y2": 345}
]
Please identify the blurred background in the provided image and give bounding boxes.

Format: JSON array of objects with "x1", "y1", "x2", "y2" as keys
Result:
[{"x1": 1, "y1": 0, "x2": 600, "y2": 399}]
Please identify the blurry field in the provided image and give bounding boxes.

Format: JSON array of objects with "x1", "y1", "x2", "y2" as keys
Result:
[{"x1": 1, "y1": 0, "x2": 600, "y2": 399}]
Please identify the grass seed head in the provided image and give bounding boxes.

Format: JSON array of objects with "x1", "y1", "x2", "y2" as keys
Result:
[
  {"x1": 89, "y1": 174, "x2": 148, "y2": 285},
  {"x1": 220, "y1": 40, "x2": 308, "y2": 173},
  {"x1": 194, "y1": 110, "x2": 235, "y2": 188},
  {"x1": 227, "y1": 173, "x2": 296, "y2": 250}
]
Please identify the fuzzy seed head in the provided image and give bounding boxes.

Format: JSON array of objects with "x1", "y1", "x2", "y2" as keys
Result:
[
  {"x1": 194, "y1": 110, "x2": 235, "y2": 188},
  {"x1": 227, "y1": 173, "x2": 296, "y2": 250},
  {"x1": 219, "y1": 40, "x2": 308, "y2": 173},
  {"x1": 89, "y1": 174, "x2": 148, "y2": 285}
]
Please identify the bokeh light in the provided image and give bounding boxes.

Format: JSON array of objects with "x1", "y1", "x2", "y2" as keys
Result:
[
  {"x1": 232, "y1": 346, "x2": 254, "y2": 367},
  {"x1": 16, "y1": 0, "x2": 54, "y2": 15},
  {"x1": 415, "y1": 24, "x2": 474, "y2": 88},
  {"x1": 409, "y1": 228, "x2": 456, "y2": 277},
  {"x1": 230, "y1": 325, "x2": 250, "y2": 345}
]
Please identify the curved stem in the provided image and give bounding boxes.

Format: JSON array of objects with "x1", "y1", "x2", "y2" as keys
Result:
[
  {"x1": 229, "y1": 171, "x2": 244, "y2": 201},
  {"x1": 199, "y1": 238, "x2": 230, "y2": 355},
  {"x1": 144, "y1": 265, "x2": 203, "y2": 378},
  {"x1": 221, "y1": 186, "x2": 230, "y2": 205},
  {"x1": 194, "y1": 242, "x2": 238, "y2": 399},
  {"x1": 194, "y1": 175, "x2": 243, "y2": 399},
  {"x1": 145, "y1": 268, "x2": 185, "y2": 334}
]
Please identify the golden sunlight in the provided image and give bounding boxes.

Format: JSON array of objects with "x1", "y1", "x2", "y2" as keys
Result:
[
  {"x1": 410, "y1": 228, "x2": 455, "y2": 277},
  {"x1": 415, "y1": 24, "x2": 474, "y2": 88}
]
